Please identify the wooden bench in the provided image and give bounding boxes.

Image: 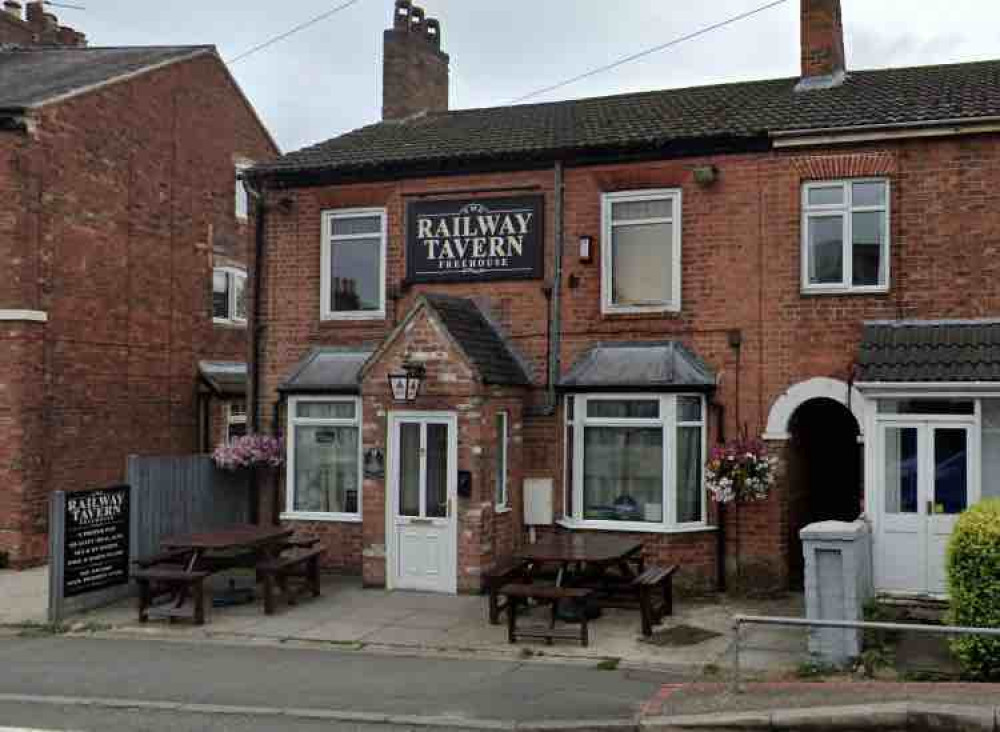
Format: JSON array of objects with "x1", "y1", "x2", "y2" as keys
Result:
[
  {"x1": 484, "y1": 559, "x2": 531, "y2": 625},
  {"x1": 133, "y1": 568, "x2": 211, "y2": 625},
  {"x1": 132, "y1": 548, "x2": 194, "y2": 571},
  {"x1": 257, "y1": 547, "x2": 323, "y2": 615},
  {"x1": 501, "y1": 584, "x2": 594, "y2": 647},
  {"x1": 634, "y1": 565, "x2": 678, "y2": 637}
]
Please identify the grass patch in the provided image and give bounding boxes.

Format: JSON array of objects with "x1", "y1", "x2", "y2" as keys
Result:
[
  {"x1": 795, "y1": 659, "x2": 838, "y2": 680},
  {"x1": 595, "y1": 658, "x2": 621, "y2": 671}
]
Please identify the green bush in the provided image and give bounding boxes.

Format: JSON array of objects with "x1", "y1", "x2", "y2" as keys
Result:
[{"x1": 947, "y1": 499, "x2": 1000, "y2": 680}]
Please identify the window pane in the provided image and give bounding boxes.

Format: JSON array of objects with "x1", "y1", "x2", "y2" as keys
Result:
[
  {"x1": 678, "y1": 396, "x2": 702, "y2": 422},
  {"x1": 213, "y1": 271, "x2": 230, "y2": 319},
  {"x1": 612, "y1": 221, "x2": 673, "y2": 306},
  {"x1": 807, "y1": 216, "x2": 844, "y2": 285},
  {"x1": 296, "y1": 402, "x2": 356, "y2": 420},
  {"x1": 878, "y1": 399, "x2": 974, "y2": 416},
  {"x1": 426, "y1": 424, "x2": 449, "y2": 518},
  {"x1": 853, "y1": 181, "x2": 887, "y2": 208},
  {"x1": 612, "y1": 198, "x2": 672, "y2": 222},
  {"x1": 332, "y1": 215, "x2": 381, "y2": 237},
  {"x1": 677, "y1": 425, "x2": 702, "y2": 523},
  {"x1": 331, "y1": 238, "x2": 381, "y2": 312},
  {"x1": 229, "y1": 400, "x2": 247, "y2": 417},
  {"x1": 982, "y1": 400, "x2": 1000, "y2": 500},
  {"x1": 852, "y1": 211, "x2": 885, "y2": 287},
  {"x1": 235, "y1": 177, "x2": 249, "y2": 219},
  {"x1": 934, "y1": 428, "x2": 968, "y2": 515},
  {"x1": 233, "y1": 275, "x2": 248, "y2": 320},
  {"x1": 495, "y1": 413, "x2": 507, "y2": 506},
  {"x1": 294, "y1": 425, "x2": 359, "y2": 514},
  {"x1": 583, "y1": 426, "x2": 663, "y2": 522},
  {"x1": 807, "y1": 186, "x2": 844, "y2": 207},
  {"x1": 884, "y1": 426, "x2": 918, "y2": 514},
  {"x1": 398, "y1": 423, "x2": 421, "y2": 517},
  {"x1": 565, "y1": 423, "x2": 575, "y2": 518},
  {"x1": 587, "y1": 400, "x2": 659, "y2": 420}
]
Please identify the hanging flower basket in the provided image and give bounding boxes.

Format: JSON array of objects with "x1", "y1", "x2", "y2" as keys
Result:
[
  {"x1": 706, "y1": 438, "x2": 777, "y2": 504},
  {"x1": 213, "y1": 434, "x2": 284, "y2": 472}
]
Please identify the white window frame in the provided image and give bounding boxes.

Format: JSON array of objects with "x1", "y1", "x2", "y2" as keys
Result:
[
  {"x1": 320, "y1": 208, "x2": 387, "y2": 322},
  {"x1": 225, "y1": 400, "x2": 247, "y2": 445},
  {"x1": 283, "y1": 396, "x2": 364, "y2": 523},
  {"x1": 601, "y1": 189, "x2": 683, "y2": 315},
  {"x1": 801, "y1": 178, "x2": 891, "y2": 295},
  {"x1": 495, "y1": 410, "x2": 509, "y2": 511},
  {"x1": 213, "y1": 266, "x2": 248, "y2": 327},
  {"x1": 559, "y1": 393, "x2": 710, "y2": 534},
  {"x1": 235, "y1": 162, "x2": 253, "y2": 221}
]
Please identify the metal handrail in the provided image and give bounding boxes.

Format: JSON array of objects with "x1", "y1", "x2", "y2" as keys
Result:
[{"x1": 731, "y1": 614, "x2": 1000, "y2": 692}]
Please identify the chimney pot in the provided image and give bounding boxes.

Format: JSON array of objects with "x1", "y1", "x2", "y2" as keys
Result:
[
  {"x1": 409, "y1": 5, "x2": 425, "y2": 34},
  {"x1": 798, "y1": 0, "x2": 846, "y2": 90},
  {"x1": 393, "y1": 0, "x2": 411, "y2": 30},
  {"x1": 425, "y1": 18, "x2": 441, "y2": 48}
]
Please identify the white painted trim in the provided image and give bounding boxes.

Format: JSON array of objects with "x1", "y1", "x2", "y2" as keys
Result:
[
  {"x1": 600, "y1": 189, "x2": 682, "y2": 315},
  {"x1": 773, "y1": 120, "x2": 1000, "y2": 149},
  {"x1": 0, "y1": 310, "x2": 47, "y2": 323},
  {"x1": 495, "y1": 410, "x2": 509, "y2": 510},
  {"x1": 764, "y1": 377, "x2": 866, "y2": 440},
  {"x1": 213, "y1": 267, "x2": 248, "y2": 327},
  {"x1": 556, "y1": 518, "x2": 717, "y2": 535},
  {"x1": 856, "y1": 382, "x2": 1000, "y2": 396},
  {"x1": 800, "y1": 178, "x2": 891, "y2": 294},
  {"x1": 285, "y1": 396, "x2": 363, "y2": 521},
  {"x1": 320, "y1": 208, "x2": 387, "y2": 322}
]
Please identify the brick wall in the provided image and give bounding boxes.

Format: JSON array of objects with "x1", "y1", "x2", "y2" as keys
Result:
[
  {"x1": 257, "y1": 133, "x2": 1000, "y2": 592},
  {"x1": 0, "y1": 52, "x2": 276, "y2": 566}
]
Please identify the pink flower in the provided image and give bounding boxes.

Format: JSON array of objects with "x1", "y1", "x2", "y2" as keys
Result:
[{"x1": 213, "y1": 434, "x2": 284, "y2": 472}]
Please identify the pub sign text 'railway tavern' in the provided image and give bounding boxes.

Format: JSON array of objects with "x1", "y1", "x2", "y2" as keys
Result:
[{"x1": 406, "y1": 195, "x2": 545, "y2": 283}]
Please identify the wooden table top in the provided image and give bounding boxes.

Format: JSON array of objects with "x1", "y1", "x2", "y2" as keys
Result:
[
  {"x1": 516, "y1": 534, "x2": 643, "y2": 564},
  {"x1": 162, "y1": 524, "x2": 293, "y2": 551}
]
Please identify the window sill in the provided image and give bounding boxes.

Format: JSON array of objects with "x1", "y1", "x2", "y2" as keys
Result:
[
  {"x1": 601, "y1": 305, "x2": 681, "y2": 317},
  {"x1": 800, "y1": 286, "x2": 889, "y2": 297},
  {"x1": 213, "y1": 318, "x2": 247, "y2": 329},
  {"x1": 280, "y1": 512, "x2": 362, "y2": 524},
  {"x1": 321, "y1": 312, "x2": 386, "y2": 322},
  {"x1": 495, "y1": 505, "x2": 512, "y2": 514},
  {"x1": 556, "y1": 518, "x2": 716, "y2": 535}
]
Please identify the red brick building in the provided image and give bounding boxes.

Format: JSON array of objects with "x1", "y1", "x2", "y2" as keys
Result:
[
  {"x1": 247, "y1": 0, "x2": 1000, "y2": 597},
  {"x1": 0, "y1": 2, "x2": 278, "y2": 566}
]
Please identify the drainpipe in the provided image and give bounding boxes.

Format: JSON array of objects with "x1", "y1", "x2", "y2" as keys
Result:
[
  {"x1": 242, "y1": 174, "x2": 267, "y2": 524},
  {"x1": 545, "y1": 161, "x2": 566, "y2": 413}
]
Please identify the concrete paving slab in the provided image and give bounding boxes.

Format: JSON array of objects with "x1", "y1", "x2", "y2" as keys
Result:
[{"x1": 0, "y1": 567, "x2": 48, "y2": 625}]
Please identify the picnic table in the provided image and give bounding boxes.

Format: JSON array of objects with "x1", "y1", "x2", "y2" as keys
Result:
[
  {"x1": 162, "y1": 524, "x2": 294, "y2": 572},
  {"x1": 515, "y1": 534, "x2": 644, "y2": 587}
]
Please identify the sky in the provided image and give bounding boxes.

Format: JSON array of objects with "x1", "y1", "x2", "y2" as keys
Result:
[{"x1": 55, "y1": 0, "x2": 1000, "y2": 154}]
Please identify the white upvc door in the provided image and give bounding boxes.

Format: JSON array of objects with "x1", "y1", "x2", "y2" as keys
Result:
[
  {"x1": 387, "y1": 412, "x2": 458, "y2": 594},
  {"x1": 876, "y1": 419, "x2": 976, "y2": 596}
]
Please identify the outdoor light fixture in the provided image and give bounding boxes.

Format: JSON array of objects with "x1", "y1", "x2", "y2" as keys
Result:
[
  {"x1": 389, "y1": 361, "x2": 426, "y2": 402},
  {"x1": 579, "y1": 235, "x2": 593, "y2": 264},
  {"x1": 692, "y1": 165, "x2": 718, "y2": 187}
]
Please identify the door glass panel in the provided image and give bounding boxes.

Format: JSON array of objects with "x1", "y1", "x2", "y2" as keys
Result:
[
  {"x1": 884, "y1": 427, "x2": 919, "y2": 514},
  {"x1": 934, "y1": 429, "x2": 968, "y2": 515},
  {"x1": 399, "y1": 423, "x2": 421, "y2": 517},
  {"x1": 426, "y1": 424, "x2": 449, "y2": 518}
]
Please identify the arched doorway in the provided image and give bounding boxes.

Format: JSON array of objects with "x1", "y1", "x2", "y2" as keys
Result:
[{"x1": 786, "y1": 398, "x2": 863, "y2": 588}]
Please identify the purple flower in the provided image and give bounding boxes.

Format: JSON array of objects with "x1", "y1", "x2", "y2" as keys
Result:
[{"x1": 213, "y1": 434, "x2": 285, "y2": 472}]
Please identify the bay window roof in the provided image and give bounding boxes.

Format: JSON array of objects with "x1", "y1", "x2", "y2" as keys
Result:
[
  {"x1": 279, "y1": 347, "x2": 375, "y2": 395},
  {"x1": 858, "y1": 320, "x2": 1000, "y2": 383},
  {"x1": 559, "y1": 341, "x2": 716, "y2": 392}
]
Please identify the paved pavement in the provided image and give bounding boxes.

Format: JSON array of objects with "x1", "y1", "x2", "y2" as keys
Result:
[{"x1": 0, "y1": 568, "x2": 47, "y2": 626}]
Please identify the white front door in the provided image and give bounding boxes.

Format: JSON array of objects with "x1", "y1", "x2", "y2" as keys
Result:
[
  {"x1": 387, "y1": 413, "x2": 458, "y2": 594},
  {"x1": 877, "y1": 420, "x2": 976, "y2": 596}
]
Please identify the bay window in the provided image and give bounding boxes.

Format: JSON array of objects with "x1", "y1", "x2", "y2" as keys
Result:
[
  {"x1": 284, "y1": 397, "x2": 362, "y2": 522},
  {"x1": 802, "y1": 179, "x2": 890, "y2": 293},
  {"x1": 563, "y1": 394, "x2": 707, "y2": 531}
]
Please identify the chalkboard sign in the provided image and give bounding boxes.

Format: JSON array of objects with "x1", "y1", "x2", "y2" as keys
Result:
[
  {"x1": 406, "y1": 195, "x2": 545, "y2": 283},
  {"x1": 63, "y1": 485, "x2": 131, "y2": 599}
]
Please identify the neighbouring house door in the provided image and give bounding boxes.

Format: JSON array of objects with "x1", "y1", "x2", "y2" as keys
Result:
[
  {"x1": 877, "y1": 421, "x2": 976, "y2": 596},
  {"x1": 387, "y1": 413, "x2": 457, "y2": 593}
]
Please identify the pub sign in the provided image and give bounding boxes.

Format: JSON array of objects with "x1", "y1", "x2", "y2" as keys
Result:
[
  {"x1": 63, "y1": 485, "x2": 131, "y2": 599},
  {"x1": 406, "y1": 195, "x2": 545, "y2": 283}
]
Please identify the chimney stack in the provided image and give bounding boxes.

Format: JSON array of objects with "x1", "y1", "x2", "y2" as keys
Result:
[
  {"x1": 797, "y1": 0, "x2": 846, "y2": 91},
  {"x1": 3, "y1": 1, "x2": 21, "y2": 20},
  {"x1": 382, "y1": 0, "x2": 449, "y2": 121}
]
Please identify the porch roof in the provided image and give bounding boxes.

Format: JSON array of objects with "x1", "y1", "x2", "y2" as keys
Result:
[
  {"x1": 858, "y1": 320, "x2": 1000, "y2": 383},
  {"x1": 279, "y1": 347, "x2": 375, "y2": 394},
  {"x1": 558, "y1": 342, "x2": 716, "y2": 392},
  {"x1": 198, "y1": 361, "x2": 247, "y2": 396}
]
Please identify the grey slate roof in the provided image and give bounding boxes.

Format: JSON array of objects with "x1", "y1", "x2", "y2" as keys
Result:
[
  {"x1": 254, "y1": 59, "x2": 1000, "y2": 178},
  {"x1": 423, "y1": 295, "x2": 531, "y2": 386},
  {"x1": 559, "y1": 342, "x2": 716, "y2": 391},
  {"x1": 857, "y1": 320, "x2": 1000, "y2": 383},
  {"x1": 198, "y1": 361, "x2": 247, "y2": 396},
  {"x1": 0, "y1": 45, "x2": 212, "y2": 111},
  {"x1": 279, "y1": 347, "x2": 376, "y2": 394}
]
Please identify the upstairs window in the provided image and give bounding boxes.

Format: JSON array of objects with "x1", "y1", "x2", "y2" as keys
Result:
[
  {"x1": 213, "y1": 267, "x2": 247, "y2": 326},
  {"x1": 321, "y1": 208, "x2": 386, "y2": 321},
  {"x1": 235, "y1": 163, "x2": 252, "y2": 221},
  {"x1": 601, "y1": 189, "x2": 682, "y2": 315},
  {"x1": 802, "y1": 179, "x2": 890, "y2": 293}
]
